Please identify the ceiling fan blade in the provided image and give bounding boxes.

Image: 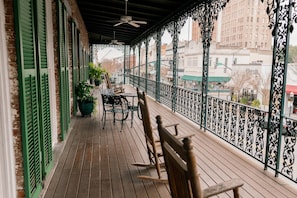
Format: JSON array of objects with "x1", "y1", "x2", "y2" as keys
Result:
[
  {"x1": 132, "y1": 20, "x2": 147, "y2": 25},
  {"x1": 128, "y1": 21, "x2": 140, "y2": 28},
  {"x1": 114, "y1": 22, "x2": 124, "y2": 27}
]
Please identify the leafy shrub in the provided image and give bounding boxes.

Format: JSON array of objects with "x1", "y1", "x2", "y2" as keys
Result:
[{"x1": 251, "y1": 99, "x2": 260, "y2": 108}]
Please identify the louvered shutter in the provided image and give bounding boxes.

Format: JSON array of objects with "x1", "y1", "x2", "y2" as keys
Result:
[
  {"x1": 15, "y1": 0, "x2": 42, "y2": 197},
  {"x1": 58, "y1": 0, "x2": 70, "y2": 140},
  {"x1": 36, "y1": 0, "x2": 52, "y2": 176},
  {"x1": 78, "y1": 32, "x2": 84, "y2": 81},
  {"x1": 72, "y1": 22, "x2": 79, "y2": 114}
]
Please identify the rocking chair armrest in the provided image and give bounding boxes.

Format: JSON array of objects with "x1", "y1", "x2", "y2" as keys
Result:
[
  {"x1": 153, "y1": 123, "x2": 180, "y2": 135},
  {"x1": 153, "y1": 123, "x2": 195, "y2": 142},
  {"x1": 202, "y1": 178, "x2": 244, "y2": 198}
]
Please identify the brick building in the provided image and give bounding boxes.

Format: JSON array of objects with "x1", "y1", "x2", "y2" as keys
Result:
[{"x1": 1, "y1": 0, "x2": 89, "y2": 197}]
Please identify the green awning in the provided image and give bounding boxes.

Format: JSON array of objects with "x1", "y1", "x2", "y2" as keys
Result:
[{"x1": 181, "y1": 75, "x2": 231, "y2": 82}]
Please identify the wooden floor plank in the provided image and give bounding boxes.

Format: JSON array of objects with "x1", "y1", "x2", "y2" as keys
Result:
[{"x1": 43, "y1": 85, "x2": 297, "y2": 198}]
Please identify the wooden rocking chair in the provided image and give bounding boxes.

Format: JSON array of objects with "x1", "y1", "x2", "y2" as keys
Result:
[
  {"x1": 156, "y1": 115, "x2": 244, "y2": 198},
  {"x1": 134, "y1": 88, "x2": 190, "y2": 183},
  {"x1": 104, "y1": 73, "x2": 124, "y2": 94}
]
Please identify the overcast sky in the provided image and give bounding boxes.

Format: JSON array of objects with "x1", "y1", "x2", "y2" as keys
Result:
[
  {"x1": 162, "y1": 19, "x2": 297, "y2": 46},
  {"x1": 290, "y1": 24, "x2": 297, "y2": 46}
]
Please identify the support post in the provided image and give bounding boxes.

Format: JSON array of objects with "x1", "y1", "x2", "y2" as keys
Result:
[
  {"x1": 264, "y1": 0, "x2": 294, "y2": 177},
  {"x1": 193, "y1": 0, "x2": 229, "y2": 129},
  {"x1": 155, "y1": 30, "x2": 162, "y2": 102},
  {"x1": 145, "y1": 38, "x2": 148, "y2": 92}
]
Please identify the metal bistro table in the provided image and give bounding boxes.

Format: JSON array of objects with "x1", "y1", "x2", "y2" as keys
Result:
[{"x1": 120, "y1": 92, "x2": 139, "y2": 127}]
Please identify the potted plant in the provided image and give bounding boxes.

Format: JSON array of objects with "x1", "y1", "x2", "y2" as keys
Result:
[
  {"x1": 89, "y1": 62, "x2": 105, "y2": 86},
  {"x1": 94, "y1": 64, "x2": 105, "y2": 86},
  {"x1": 88, "y1": 62, "x2": 96, "y2": 84},
  {"x1": 75, "y1": 81, "x2": 96, "y2": 116}
]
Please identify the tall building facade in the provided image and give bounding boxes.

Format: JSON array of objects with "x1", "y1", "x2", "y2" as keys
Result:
[{"x1": 192, "y1": 0, "x2": 272, "y2": 50}]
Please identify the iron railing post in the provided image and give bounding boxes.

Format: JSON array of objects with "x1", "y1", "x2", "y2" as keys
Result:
[
  {"x1": 172, "y1": 21, "x2": 178, "y2": 112},
  {"x1": 155, "y1": 30, "x2": 161, "y2": 102},
  {"x1": 264, "y1": 0, "x2": 293, "y2": 177},
  {"x1": 138, "y1": 43, "x2": 141, "y2": 87},
  {"x1": 145, "y1": 38, "x2": 148, "y2": 93}
]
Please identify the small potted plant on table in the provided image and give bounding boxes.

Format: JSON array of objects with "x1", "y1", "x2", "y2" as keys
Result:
[
  {"x1": 94, "y1": 64, "x2": 105, "y2": 86},
  {"x1": 75, "y1": 81, "x2": 96, "y2": 116},
  {"x1": 89, "y1": 62, "x2": 105, "y2": 86}
]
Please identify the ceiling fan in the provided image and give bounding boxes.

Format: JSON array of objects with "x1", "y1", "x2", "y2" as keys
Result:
[
  {"x1": 113, "y1": 0, "x2": 147, "y2": 28},
  {"x1": 109, "y1": 31, "x2": 125, "y2": 45}
]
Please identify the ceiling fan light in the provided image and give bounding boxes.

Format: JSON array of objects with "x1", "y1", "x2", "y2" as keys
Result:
[{"x1": 121, "y1": 15, "x2": 132, "y2": 21}]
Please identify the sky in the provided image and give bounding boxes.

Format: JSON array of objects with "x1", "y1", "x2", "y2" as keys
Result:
[
  {"x1": 161, "y1": 18, "x2": 297, "y2": 46},
  {"x1": 162, "y1": 18, "x2": 192, "y2": 44},
  {"x1": 290, "y1": 24, "x2": 297, "y2": 46}
]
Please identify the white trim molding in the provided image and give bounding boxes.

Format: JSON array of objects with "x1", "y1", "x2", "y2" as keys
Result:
[{"x1": 0, "y1": 0, "x2": 17, "y2": 197}]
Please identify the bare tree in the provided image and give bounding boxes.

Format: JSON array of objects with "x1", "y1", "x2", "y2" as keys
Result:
[
  {"x1": 247, "y1": 70, "x2": 261, "y2": 94},
  {"x1": 230, "y1": 71, "x2": 251, "y2": 100},
  {"x1": 260, "y1": 72, "x2": 271, "y2": 107}
]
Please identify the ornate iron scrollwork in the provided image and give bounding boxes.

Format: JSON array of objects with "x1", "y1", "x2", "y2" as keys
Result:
[
  {"x1": 223, "y1": 101, "x2": 231, "y2": 140},
  {"x1": 260, "y1": 0, "x2": 297, "y2": 176},
  {"x1": 165, "y1": 14, "x2": 188, "y2": 112},
  {"x1": 191, "y1": 0, "x2": 229, "y2": 128},
  {"x1": 246, "y1": 108, "x2": 255, "y2": 155},
  {"x1": 262, "y1": 0, "x2": 297, "y2": 34}
]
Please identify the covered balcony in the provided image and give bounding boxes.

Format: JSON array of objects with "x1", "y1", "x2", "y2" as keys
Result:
[
  {"x1": 42, "y1": 85, "x2": 297, "y2": 197},
  {"x1": 78, "y1": 0, "x2": 297, "y2": 192},
  {"x1": 2, "y1": 0, "x2": 297, "y2": 197}
]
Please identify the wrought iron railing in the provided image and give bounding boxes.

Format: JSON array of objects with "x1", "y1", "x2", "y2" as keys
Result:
[{"x1": 129, "y1": 74, "x2": 297, "y2": 184}]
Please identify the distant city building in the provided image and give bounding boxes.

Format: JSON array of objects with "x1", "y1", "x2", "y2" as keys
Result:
[{"x1": 192, "y1": 0, "x2": 272, "y2": 51}]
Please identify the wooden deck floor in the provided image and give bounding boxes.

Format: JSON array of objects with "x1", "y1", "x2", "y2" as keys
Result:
[{"x1": 42, "y1": 85, "x2": 297, "y2": 198}]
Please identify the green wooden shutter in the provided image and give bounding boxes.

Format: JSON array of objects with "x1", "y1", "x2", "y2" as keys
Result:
[
  {"x1": 72, "y1": 22, "x2": 78, "y2": 114},
  {"x1": 15, "y1": 0, "x2": 42, "y2": 197},
  {"x1": 58, "y1": 0, "x2": 70, "y2": 140},
  {"x1": 78, "y1": 32, "x2": 84, "y2": 81},
  {"x1": 36, "y1": 0, "x2": 52, "y2": 176}
]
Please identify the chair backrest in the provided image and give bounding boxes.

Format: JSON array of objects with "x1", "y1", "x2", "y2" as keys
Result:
[
  {"x1": 101, "y1": 92, "x2": 128, "y2": 111},
  {"x1": 156, "y1": 115, "x2": 203, "y2": 198},
  {"x1": 104, "y1": 73, "x2": 112, "y2": 89},
  {"x1": 112, "y1": 95, "x2": 129, "y2": 112},
  {"x1": 136, "y1": 88, "x2": 155, "y2": 145},
  {"x1": 101, "y1": 90, "x2": 114, "y2": 110}
]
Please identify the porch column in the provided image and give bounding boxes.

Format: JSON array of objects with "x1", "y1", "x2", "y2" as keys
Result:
[
  {"x1": 138, "y1": 43, "x2": 141, "y2": 87},
  {"x1": 167, "y1": 17, "x2": 186, "y2": 112},
  {"x1": 145, "y1": 38, "x2": 148, "y2": 92},
  {"x1": 126, "y1": 46, "x2": 131, "y2": 85},
  {"x1": 193, "y1": 0, "x2": 229, "y2": 129},
  {"x1": 264, "y1": 0, "x2": 296, "y2": 176},
  {"x1": 172, "y1": 21, "x2": 178, "y2": 112},
  {"x1": 154, "y1": 30, "x2": 162, "y2": 102},
  {"x1": 132, "y1": 46, "x2": 135, "y2": 86},
  {"x1": 123, "y1": 45, "x2": 127, "y2": 84}
]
